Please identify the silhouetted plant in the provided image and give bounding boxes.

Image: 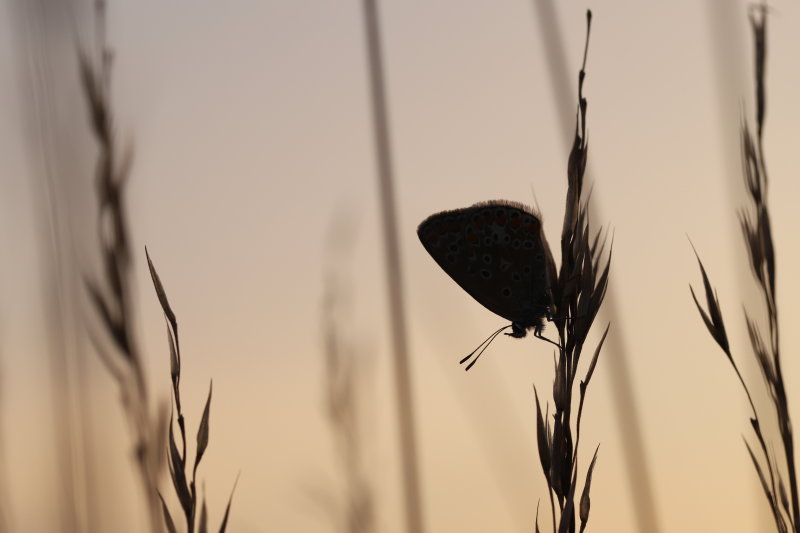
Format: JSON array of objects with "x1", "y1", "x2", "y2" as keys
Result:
[
  {"x1": 533, "y1": 10, "x2": 611, "y2": 533},
  {"x1": 146, "y1": 250, "x2": 238, "y2": 533},
  {"x1": 690, "y1": 6, "x2": 799, "y2": 533},
  {"x1": 80, "y1": 4, "x2": 165, "y2": 530}
]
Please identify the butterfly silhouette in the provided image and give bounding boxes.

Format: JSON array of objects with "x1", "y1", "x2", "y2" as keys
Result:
[{"x1": 417, "y1": 201, "x2": 557, "y2": 369}]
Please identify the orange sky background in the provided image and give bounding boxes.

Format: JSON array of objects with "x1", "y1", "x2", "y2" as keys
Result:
[{"x1": 3, "y1": 0, "x2": 800, "y2": 532}]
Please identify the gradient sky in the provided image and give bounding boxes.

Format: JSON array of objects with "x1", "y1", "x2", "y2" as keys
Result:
[{"x1": 3, "y1": 0, "x2": 800, "y2": 532}]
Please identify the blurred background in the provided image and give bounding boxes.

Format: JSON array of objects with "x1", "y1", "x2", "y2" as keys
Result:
[{"x1": 2, "y1": 0, "x2": 800, "y2": 531}]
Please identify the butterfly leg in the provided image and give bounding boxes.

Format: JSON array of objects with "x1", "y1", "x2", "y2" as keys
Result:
[
  {"x1": 533, "y1": 323, "x2": 561, "y2": 349},
  {"x1": 534, "y1": 331, "x2": 561, "y2": 349}
]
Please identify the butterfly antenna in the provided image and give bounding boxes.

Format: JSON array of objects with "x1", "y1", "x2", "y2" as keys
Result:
[{"x1": 459, "y1": 325, "x2": 511, "y2": 370}]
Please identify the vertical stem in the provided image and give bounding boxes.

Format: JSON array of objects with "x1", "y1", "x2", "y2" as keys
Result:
[
  {"x1": 750, "y1": 7, "x2": 798, "y2": 529},
  {"x1": 704, "y1": 2, "x2": 768, "y2": 526},
  {"x1": 530, "y1": 2, "x2": 661, "y2": 532},
  {"x1": 17, "y1": 1, "x2": 96, "y2": 529},
  {"x1": 360, "y1": 2, "x2": 425, "y2": 533}
]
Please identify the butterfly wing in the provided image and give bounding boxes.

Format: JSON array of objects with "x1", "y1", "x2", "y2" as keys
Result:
[{"x1": 417, "y1": 201, "x2": 550, "y2": 325}]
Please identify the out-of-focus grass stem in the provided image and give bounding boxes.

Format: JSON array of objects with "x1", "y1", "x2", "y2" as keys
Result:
[
  {"x1": 691, "y1": 6, "x2": 800, "y2": 531},
  {"x1": 360, "y1": 2, "x2": 425, "y2": 533},
  {"x1": 80, "y1": 2, "x2": 164, "y2": 530}
]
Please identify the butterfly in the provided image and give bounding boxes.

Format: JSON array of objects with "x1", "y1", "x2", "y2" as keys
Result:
[{"x1": 417, "y1": 200, "x2": 557, "y2": 369}]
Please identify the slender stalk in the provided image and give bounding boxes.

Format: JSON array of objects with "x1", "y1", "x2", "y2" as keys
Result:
[
  {"x1": 529, "y1": 2, "x2": 661, "y2": 531},
  {"x1": 147, "y1": 251, "x2": 236, "y2": 533},
  {"x1": 360, "y1": 2, "x2": 425, "y2": 533},
  {"x1": 321, "y1": 219, "x2": 376, "y2": 533},
  {"x1": 79, "y1": 3, "x2": 163, "y2": 530},
  {"x1": 16, "y1": 1, "x2": 100, "y2": 529},
  {"x1": 691, "y1": 6, "x2": 800, "y2": 531},
  {"x1": 530, "y1": 12, "x2": 610, "y2": 533}
]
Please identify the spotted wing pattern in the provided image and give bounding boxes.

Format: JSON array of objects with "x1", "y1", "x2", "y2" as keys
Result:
[{"x1": 417, "y1": 201, "x2": 550, "y2": 327}]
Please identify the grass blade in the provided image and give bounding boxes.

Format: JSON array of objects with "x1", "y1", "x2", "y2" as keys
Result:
[
  {"x1": 218, "y1": 473, "x2": 240, "y2": 533},
  {"x1": 195, "y1": 381, "x2": 213, "y2": 476}
]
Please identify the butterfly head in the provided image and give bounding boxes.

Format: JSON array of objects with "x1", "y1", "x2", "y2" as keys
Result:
[{"x1": 507, "y1": 314, "x2": 547, "y2": 338}]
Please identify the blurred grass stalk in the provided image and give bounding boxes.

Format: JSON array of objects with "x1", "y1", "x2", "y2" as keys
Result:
[
  {"x1": 320, "y1": 216, "x2": 376, "y2": 533},
  {"x1": 80, "y1": 2, "x2": 164, "y2": 531},
  {"x1": 530, "y1": 2, "x2": 662, "y2": 531},
  {"x1": 691, "y1": 6, "x2": 800, "y2": 532},
  {"x1": 15, "y1": 0, "x2": 101, "y2": 530},
  {"x1": 703, "y1": 1, "x2": 766, "y2": 523},
  {"x1": 360, "y1": 1, "x2": 426, "y2": 533}
]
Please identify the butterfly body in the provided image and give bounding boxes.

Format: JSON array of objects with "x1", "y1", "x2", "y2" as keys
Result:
[{"x1": 417, "y1": 201, "x2": 553, "y2": 341}]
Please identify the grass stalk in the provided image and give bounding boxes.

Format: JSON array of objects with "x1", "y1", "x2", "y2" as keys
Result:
[
  {"x1": 79, "y1": 3, "x2": 164, "y2": 530},
  {"x1": 532, "y1": 12, "x2": 612, "y2": 532},
  {"x1": 17, "y1": 1, "x2": 102, "y2": 529},
  {"x1": 690, "y1": 5, "x2": 799, "y2": 532},
  {"x1": 360, "y1": 1, "x2": 425, "y2": 532},
  {"x1": 529, "y1": 2, "x2": 661, "y2": 530},
  {"x1": 145, "y1": 250, "x2": 237, "y2": 533},
  {"x1": 320, "y1": 218, "x2": 376, "y2": 533}
]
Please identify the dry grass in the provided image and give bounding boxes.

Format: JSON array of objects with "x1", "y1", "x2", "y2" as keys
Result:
[
  {"x1": 690, "y1": 5, "x2": 799, "y2": 532},
  {"x1": 533, "y1": 10, "x2": 612, "y2": 533},
  {"x1": 80, "y1": 3, "x2": 235, "y2": 531},
  {"x1": 79, "y1": 4, "x2": 165, "y2": 530},
  {"x1": 146, "y1": 250, "x2": 238, "y2": 533},
  {"x1": 360, "y1": 0, "x2": 424, "y2": 531},
  {"x1": 318, "y1": 219, "x2": 376, "y2": 533}
]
